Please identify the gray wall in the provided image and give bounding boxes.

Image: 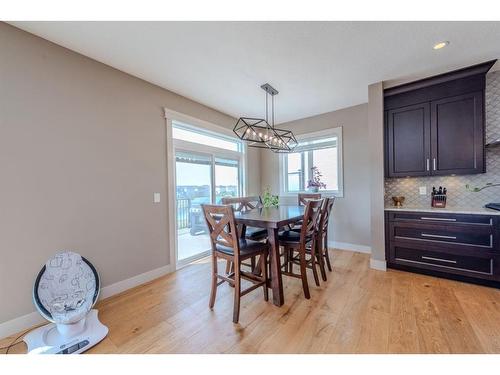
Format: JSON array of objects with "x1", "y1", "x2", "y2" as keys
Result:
[
  {"x1": 260, "y1": 103, "x2": 371, "y2": 248},
  {"x1": 0, "y1": 23, "x2": 260, "y2": 324}
]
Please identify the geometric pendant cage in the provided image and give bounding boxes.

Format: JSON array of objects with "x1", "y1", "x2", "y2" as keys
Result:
[{"x1": 233, "y1": 83, "x2": 298, "y2": 153}]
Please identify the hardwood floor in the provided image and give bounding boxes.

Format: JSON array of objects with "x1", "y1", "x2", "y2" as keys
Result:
[{"x1": 2, "y1": 249, "x2": 500, "y2": 354}]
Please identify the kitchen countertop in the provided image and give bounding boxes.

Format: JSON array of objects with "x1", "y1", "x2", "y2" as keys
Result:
[{"x1": 384, "y1": 205, "x2": 500, "y2": 216}]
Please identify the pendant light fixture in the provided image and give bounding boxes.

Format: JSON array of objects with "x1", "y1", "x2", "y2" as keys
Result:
[{"x1": 233, "y1": 83, "x2": 298, "y2": 153}]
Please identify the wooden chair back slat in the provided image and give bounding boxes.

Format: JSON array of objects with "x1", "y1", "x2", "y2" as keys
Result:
[
  {"x1": 202, "y1": 204, "x2": 240, "y2": 257},
  {"x1": 319, "y1": 197, "x2": 335, "y2": 235},
  {"x1": 299, "y1": 199, "x2": 323, "y2": 246},
  {"x1": 298, "y1": 193, "x2": 321, "y2": 206},
  {"x1": 221, "y1": 196, "x2": 262, "y2": 212}
]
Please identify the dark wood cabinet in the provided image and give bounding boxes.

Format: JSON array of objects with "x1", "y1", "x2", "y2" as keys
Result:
[
  {"x1": 431, "y1": 91, "x2": 484, "y2": 175},
  {"x1": 385, "y1": 210, "x2": 500, "y2": 287},
  {"x1": 384, "y1": 60, "x2": 495, "y2": 178},
  {"x1": 386, "y1": 103, "x2": 430, "y2": 177}
]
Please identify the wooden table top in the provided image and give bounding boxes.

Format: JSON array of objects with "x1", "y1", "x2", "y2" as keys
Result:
[{"x1": 233, "y1": 205, "x2": 304, "y2": 229}]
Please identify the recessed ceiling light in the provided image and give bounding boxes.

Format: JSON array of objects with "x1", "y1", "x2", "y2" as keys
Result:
[{"x1": 433, "y1": 41, "x2": 450, "y2": 50}]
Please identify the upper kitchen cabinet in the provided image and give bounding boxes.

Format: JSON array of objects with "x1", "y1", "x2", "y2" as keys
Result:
[
  {"x1": 431, "y1": 91, "x2": 484, "y2": 175},
  {"x1": 386, "y1": 102, "x2": 430, "y2": 177},
  {"x1": 384, "y1": 60, "x2": 496, "y2": 178}
]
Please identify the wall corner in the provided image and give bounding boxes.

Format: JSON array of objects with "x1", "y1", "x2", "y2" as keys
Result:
[{"x1": 368, "y1": 82, "x2": 386, "y2": 264}]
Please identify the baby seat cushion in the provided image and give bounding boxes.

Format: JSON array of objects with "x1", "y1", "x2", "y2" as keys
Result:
[{"x1": 37, "y1": 251, "x2": 97, "y2": 324}]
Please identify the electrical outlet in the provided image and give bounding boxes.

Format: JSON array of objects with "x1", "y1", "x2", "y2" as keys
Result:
[{"x1": 419, "y1": 186, "x2": 427, "y2": 195}]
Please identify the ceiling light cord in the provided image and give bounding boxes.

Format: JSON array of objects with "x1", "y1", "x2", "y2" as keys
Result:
[
  {"x1": 272, "y1": 94, "x2": 275, "y2": 128},
  {"x1": 265, "y1": 91, "x2": 269, "y2": 123}
]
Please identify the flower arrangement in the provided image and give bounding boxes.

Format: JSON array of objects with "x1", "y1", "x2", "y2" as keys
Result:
[
  {"x1": 307, "y1": 166, "x2": 327, "y2": 192},
  {"x1": 262, "y1": 186, "x2": 279, "y2": 208}
]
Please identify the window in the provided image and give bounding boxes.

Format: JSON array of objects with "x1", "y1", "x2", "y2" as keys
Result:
[
  {"x1": 172, "y1": 121, "x2": 242, "y2": 152},
  {"x1": 215, "y1": 157, "x2": 240, "y2": 202},
  {"x1": 281, "y1": 127, "x2": 343, "y2": 197}
]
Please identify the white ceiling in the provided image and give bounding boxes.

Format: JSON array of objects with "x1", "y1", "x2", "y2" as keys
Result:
[{"x1": 10, "y1": 21, "x2": 500, "y2": 124}]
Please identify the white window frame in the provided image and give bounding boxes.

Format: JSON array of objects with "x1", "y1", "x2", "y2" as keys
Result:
[
  {"x1": 165, "y1": 108, "x2": 248, "y2": 269},
  {"x1": 279, "y1": 127, "x2": 344, "y2": 198}
]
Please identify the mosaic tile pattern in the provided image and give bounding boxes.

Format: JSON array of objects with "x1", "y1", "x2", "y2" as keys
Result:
[{"x1": 385, "y1": 71, "x2": 500, "y2": 208}]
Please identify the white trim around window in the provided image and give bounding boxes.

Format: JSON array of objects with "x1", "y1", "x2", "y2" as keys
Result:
[{"x1": 279, "y1": 127, "x2": 344, "y2": 198}]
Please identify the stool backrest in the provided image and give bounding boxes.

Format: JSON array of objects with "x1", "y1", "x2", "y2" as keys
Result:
[
  {"x1": 319, "y1": 197, "x2": 335, "y2": 238},
  {"x1": 298, "y1": 193, "x2": 321, "y2": 206},
  {"x1": 221, "y1": 196, "x2": 262, "y2": 212},
  {"x1": 300, "y1": 199, "x2": 323, "y2": 247},
  {"x1": 202, "y1": 204, "x2": 240, "y2": 259}
]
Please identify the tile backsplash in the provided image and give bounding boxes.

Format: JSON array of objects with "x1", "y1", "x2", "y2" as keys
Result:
[{"x1": 384, "y1": 70, "x2": 500, "y2": 208}]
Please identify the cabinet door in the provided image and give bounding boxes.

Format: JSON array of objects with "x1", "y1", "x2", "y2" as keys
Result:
[
  {"x1": 430, "y1": 91, "x2": 484, "y2": 175},
  {"x1": 386, "y1": 103, "x2": 431, "y2": 177}
]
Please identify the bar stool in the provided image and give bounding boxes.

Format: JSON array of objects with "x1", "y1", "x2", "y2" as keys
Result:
[{"x1": 202, "y1": 204, "x2": 269, "y2": 324}]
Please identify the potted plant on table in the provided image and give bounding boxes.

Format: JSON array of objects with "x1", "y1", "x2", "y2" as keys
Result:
[
  {"x1": 307, "y1": 166, "x2": 327, "y2": 193},
  {"x1": 262, "y1": 186, "x2": 279, "y2": 208}
]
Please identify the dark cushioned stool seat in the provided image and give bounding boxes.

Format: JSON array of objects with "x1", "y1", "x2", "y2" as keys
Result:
[
  {"x1": 245, "y1": 226, "x2": 268, "y2": 240},
  {"x1": 278, "y1": 230, "x2": 312, "y2": 244},
  {"x1": 216, "y1": 239, "x2": 268, "y2": 259}
]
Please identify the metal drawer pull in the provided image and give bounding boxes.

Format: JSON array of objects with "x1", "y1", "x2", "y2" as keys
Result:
[
  {"x1": 426, "y1": 159, "x2": 430, "y2": 171},
  {"x1": 421, "y1": 256, "x2": 457, "y2": 264},
  {"x1": 421, "y1": 233, "x2": 457, "y2": 240},
  {"x1": 420, "y1": 217, "x2": 457, "y2": 222}
]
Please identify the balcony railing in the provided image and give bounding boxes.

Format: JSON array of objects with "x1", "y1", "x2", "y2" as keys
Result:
[{"x1": 176, "y1": 198, "x2": 191, "y2": 230}]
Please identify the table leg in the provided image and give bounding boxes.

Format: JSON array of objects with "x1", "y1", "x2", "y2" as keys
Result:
[{"x1": 267, "y1": 227, "x2": 284, "y2": 306}]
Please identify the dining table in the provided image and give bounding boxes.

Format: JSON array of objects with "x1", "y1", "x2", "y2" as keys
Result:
[{"x1": 232, "y1": 204, "x2": 305, "y2": 307}]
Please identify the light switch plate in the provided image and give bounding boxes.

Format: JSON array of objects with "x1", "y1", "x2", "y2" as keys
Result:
[
  {"x1": 153, "y1": 192, "x2": 161, "y2": 203},
  {"x1": 419, "y1": 186, "x2": 427, "y2": 195}
]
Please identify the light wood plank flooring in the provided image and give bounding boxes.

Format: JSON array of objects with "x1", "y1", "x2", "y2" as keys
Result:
[{"x1": 2, "y1": 249, "x2": 500, "y2": 354}]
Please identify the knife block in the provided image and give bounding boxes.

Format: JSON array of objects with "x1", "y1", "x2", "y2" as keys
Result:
[{"x1": 431, "y1": 194, "x2": 447, "y2": 208}]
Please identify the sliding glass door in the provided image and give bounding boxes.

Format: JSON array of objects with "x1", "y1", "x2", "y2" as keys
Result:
[
  {"x1": 215, "y1": 157, "x2": 240, "y2": 203},
  {"x1": 171, "y1": 121, "x2": 244, "y2": 267},
  {"x1": 174, "y1": 151, "x2": 242, "y2": 265},
  {"x1": 175, "y1": 151, "x2": 214, "y2": 263}
]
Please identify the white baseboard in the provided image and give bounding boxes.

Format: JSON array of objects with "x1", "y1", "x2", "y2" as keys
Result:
[
  {"x1": 329, "y1": 240, "x2": 371, "y2": 254},
  {"x1": 0, "y1": 264, "x2": 174, "y2": 340},
  {"x1": 99, "y1": 264, "x2": 174, "y2": 299},
  {"x1": 370, "y1": 258, "x2": 387, "y2": 271},
  {"x1": 0, "y1": 311, "x2": 46, "y2": 341},
  {"x1": 327, "y1": 240, "x2": 386, "y2": 271}
]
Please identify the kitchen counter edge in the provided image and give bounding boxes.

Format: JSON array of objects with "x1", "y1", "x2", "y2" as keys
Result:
[{"x1": 384, "y1": 206, "x2": 500, "y2": 216}]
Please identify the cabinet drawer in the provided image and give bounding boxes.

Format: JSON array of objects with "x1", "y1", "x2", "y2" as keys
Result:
[
  {"x1": 390, "y1": 222, "x2": 494, "y2": 249},
  {"x1": 391, "y1": 245, "x2": 496, "y2": 277},
  {"x1": 387, "y1": 211, "x2": 495, "y2": 226}
]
